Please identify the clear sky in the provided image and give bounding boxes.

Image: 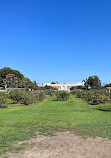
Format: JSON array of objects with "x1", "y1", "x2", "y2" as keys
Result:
[{"x1": 0, "y1": 0, "x2": 111, "y2": 84}]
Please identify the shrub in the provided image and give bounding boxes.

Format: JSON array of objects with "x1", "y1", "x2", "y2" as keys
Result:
[
  {"x1": 32, "y1": 91, "x2": 45, "y2": 101},
  {"x1": 9, "y1": 90, "x2": 45, "y2": 105},
  {"x1": 38, "y1": 91, "x2": 45, "y2": 101},
  {"x1": 0, "y1": 92, "x2": 8, "y2": 98},
  {"x1": 45, "y1": 89, "x2": 54, "y2": 96},
  {"x1": 21, "y1": 92, "x2": 36, "y2": 105},
  {"x1": 76, "y1": 91, "x2": 86, "y2": 98},
  {"x1": 9, "y1": 90, "x2": 23, "y2": 103},
  {"x1": 74, "y1": 89, "x2": 111, "y2": 105},
  {"x1": 91, "y1": 94, "x2": 110, "y2": 105},
  {"x1": 55, "y1": 91, "x2": 69, "y2": 101},
  {"x1": 0, "y1": 96, "x2": 7, "y2": 106},
  {"x1": 70, "y1": 90, "x2": 78, "y2": 95},
  {"x1": 32, "y1": 91, "x2": 40, "y2": 100}
]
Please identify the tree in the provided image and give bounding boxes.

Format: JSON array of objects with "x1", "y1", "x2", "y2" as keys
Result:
[
  {"x1": 0, "y1": 67, "x2": 24, "y2": 88},
  {"x1": 18, "y1": 79, "x2": 25, "y2": 88},
  {"x1": 51, "y1": 81, "x2": 59, "y2": 84},
  {"x1": 103, "y1": 83, "x2": 111, "y2": 88},
  {"x1": 82, "y1": 78, "x2": 90, "y2": 90},
  {"x1": 51, "y1": 82, "x2": 55, "y2": 84},
  {"x1": 0, "y1": 67, "x2": 24, "y2": 79},
  {"x1": 83, "y1": 76, "x2": 101, "y2": 89},
  {"x1": 24, "y1": 78, "x2": 33, "y2": 89},
  {"x1": 3, "y1": 74, "x2": 18, "y2": 88},
  {"x1": 32, "y1": 81, "x2": 38, "y2": 90},
  {"x1": 88, "y1": 76, "x2": 101, "y2": 89},
  {"x1": 0, "y1": 67, "x2": 37, "y2": 89},
  {"x1": 0, "y1": 77, "x2": 3, "y2": 87}
]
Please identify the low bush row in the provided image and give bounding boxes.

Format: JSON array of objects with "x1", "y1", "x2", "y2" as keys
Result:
[
  {"x1": 9, "y1": 90, "x2": 45, "y2": 105},
  {"x1": 71, "y1": 90, "x2": 111, "y2": 104},
  {"x1": 0, "y1": 90, "x2": 55, "y2": 107},
  {"x1": 1, "y1": 89, "x2": 110, "y2": 106}
]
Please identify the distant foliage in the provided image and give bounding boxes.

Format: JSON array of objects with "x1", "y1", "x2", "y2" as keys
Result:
[
  {"x1": 3, "y1": 74, "x2": 18, "y2": 88},
  {"x1": 51, "y1": 81, "x2": 59, "y2": 84},
  {"x1": 0, "y1": 67, "x2": 38, "y2": 90},
  {"x1": 0, "y1": 67, "x2": 24, "y2": 88},
  {"x1": 83, "y1": 76, "x2": 101, "y2": 89},
  {"x1": 103, "y1": 83, "x2": 111, "y2": 88},
  {"x1": 55, "y1": 91, "x2": 69, "y2": 101}
]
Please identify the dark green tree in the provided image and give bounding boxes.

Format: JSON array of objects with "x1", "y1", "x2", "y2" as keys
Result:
[
  {"x1": 51, "y1": 81, "x2": 59, "y2": 84},
  {"x1": 83, "y1": 76, "x2": 101, "y2": 89},
  {"x1": 51, "y1": 82, "x2": 55, "y2": 84},
  {"x1": 24, "y1": 78, "x2": 33, "y2": 89},
  {"x1": 87, "y1": 76, "x2": 101, "y2": 89},
  {"x1": 103, "y1": 83, "x2": 111, "y2": 88}
]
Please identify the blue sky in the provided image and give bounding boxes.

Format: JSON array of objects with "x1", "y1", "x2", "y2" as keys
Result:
[{"x1": 0, "y1": 0, "x2": 111, "y2": 84}]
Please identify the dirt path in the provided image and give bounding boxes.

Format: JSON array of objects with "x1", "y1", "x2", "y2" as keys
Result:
[{"x1": 4, "y1": 131, "x2": 111, "y2": 158}]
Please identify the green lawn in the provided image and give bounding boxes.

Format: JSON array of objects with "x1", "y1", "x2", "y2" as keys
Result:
[{"x1": 0, "y1": 95, "x2": 111, "y2": 155}]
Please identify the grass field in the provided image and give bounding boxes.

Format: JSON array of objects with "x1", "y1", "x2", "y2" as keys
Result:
[{"x1": 0, "y1": 95, "x2": 111, "y2": 155}]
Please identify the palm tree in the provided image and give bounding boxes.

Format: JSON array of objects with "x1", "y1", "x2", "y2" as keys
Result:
[{"x1": 82, "y1": 78, "x2": 89, "y2": 90}]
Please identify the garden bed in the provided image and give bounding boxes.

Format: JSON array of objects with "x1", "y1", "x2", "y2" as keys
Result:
[
  {"x1": 73, "y1": 89, "x2": 111, "y2": 105},
  {"x1": 90, "y1": 102, "x2": 111, "y2": 106},
  {"x1": 0, "y1": 105, "x2": 8, "y2": 109}
]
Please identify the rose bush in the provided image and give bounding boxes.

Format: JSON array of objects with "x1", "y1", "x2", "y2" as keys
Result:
[
  {"x1": 55, "y1": 91, "x2": 69, "y2": 101},
  {"x1": 71, "y1": 90, "x2": 111, "y2": 105}
]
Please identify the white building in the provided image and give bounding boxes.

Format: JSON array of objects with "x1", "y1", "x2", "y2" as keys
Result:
[{"x1": 40, "y1": 82, "x2": 84, "y2": 91}]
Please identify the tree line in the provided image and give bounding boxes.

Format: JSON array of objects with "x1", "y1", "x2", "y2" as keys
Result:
[{"x1": 0, "y1": 67, "x2": 110, "y2": 90}]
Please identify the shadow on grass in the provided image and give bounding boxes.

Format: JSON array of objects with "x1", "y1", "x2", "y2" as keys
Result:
[{"x1": 96, "y1": 108, "x2": 111, "y2": 112}]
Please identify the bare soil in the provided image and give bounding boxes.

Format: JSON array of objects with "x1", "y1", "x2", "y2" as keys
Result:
[{"x1": 4, "y1": 131, "x2": 111, "y2": 158}]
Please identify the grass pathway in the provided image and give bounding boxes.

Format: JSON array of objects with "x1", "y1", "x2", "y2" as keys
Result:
[{"x1": 0, "y1": 95, "x2": 111, "y2": 155}]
